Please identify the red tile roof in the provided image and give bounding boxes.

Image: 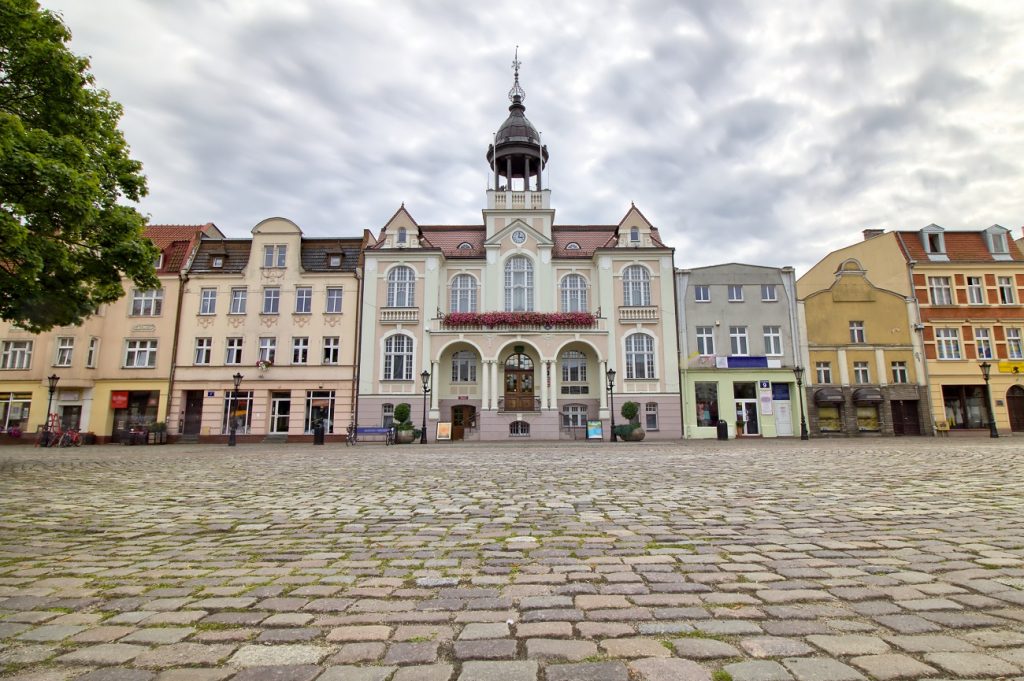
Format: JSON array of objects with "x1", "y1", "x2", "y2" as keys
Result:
[
  {"x1": 896, "y1": 230, "x2": 1024, "y2": 262},
  {"x1": 552, "y1": 226, "x2": 616, "y2": 257},
  {"x1": 420, "y1": 226, "x2": 485, "y2": 258},
  {"x1": 144, "y1": 224, "x2": 215, "y2": 250},
  {"x1": 158, "y1": 241, "x2": 191, "y2": 275}
]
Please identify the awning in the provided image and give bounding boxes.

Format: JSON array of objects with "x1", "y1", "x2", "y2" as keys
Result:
[
  {"x1": 814, "y1": 388, "x2": 844, "y2": 404},
  {"x1": 853, "y1": 387, "x2": 883, "y2": 403}
]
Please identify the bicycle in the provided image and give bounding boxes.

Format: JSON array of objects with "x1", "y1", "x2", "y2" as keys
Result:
[{"x1": 58, "y1": 429, "x2": 81, "y2": 447}]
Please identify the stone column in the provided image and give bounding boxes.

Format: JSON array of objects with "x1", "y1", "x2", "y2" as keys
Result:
[
  {"x1": 548, "y1": 359, "x2": 558, "y2": 410},
  {"x1": 431, "y1": 360, "x2": 440, "y2": 411},
  {"x1": 539, "y1": 360, "x2": 548, "y2": 411},
  {"x1": 491, "y1": 361, "x2": 500, "y2": 410},
  {"x1": 506, "y1": 157, "x2": 513, "y2": 190},
  {"x1": 481, "y1": 359, "x2": 490, "y2": 410}
]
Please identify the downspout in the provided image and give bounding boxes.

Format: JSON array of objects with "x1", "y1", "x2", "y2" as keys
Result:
[
  {"x1": 165, "y1": 268, "x2": 188, "y2": 431},
  {"x1": 672, "y1": 268, "x2": 686, "y2": 439},
  {"x1": 784, "y1": 267, "x2": 803, "y2": 434},
  {"x1": 351, "y1": 239, "x2": 367, "y2": 432}
]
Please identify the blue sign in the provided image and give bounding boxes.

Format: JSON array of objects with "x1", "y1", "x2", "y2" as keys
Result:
[
  {"x1": 207, "y1": 391, "x2": 215, "y2": 397},
  {"x1": 772, "y1": 383, "x2": 790, "y2": 400},
  {"x1": 728, "y1": 356, "x2": 769, "y2": 369},
  {"x1": 586, "y1": 420, "x2": 603, "y2": 439}
]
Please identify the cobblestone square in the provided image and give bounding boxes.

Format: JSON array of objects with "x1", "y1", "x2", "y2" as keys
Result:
[{"x1": 1, "y1": 439, "x2": 1022, "y2": 680}]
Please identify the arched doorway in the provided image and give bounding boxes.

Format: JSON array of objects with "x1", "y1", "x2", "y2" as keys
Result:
[
  {"x1": 1008, "y1": 385, "x2": 1024, "y2": 432},
  {"x1": 504, "y1": 352, "x2": 535, "y2": 411}
]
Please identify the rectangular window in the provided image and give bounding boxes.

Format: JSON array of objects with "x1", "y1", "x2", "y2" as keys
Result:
[
  {"x1": 936, "y1": 328, "x2": 961, "y2": 360},
  {"x1": 1008, "y1": 328, "x2": 1024, "y2": 359},
  {"x1": 262, "y1": 287, "x2": 280, "y2": 314},
  {"x1": 258, "y1": 337, "x2": 277, "y2": 363},
  {"x1": 998, "y1": 276, "x2": 1015, "y2": 304},
  {"x1": 728, "y1": 326, "x2": 748, "y2": 356},
  {"x1": 294, "y1": 287, "x2": 312, "y2": 314},
  {"x1": 451, "y1": 352, "x2": 477, "y2": 383},
  {"x1": 694, "y1": 285, "x2": 710, "y2": 302},
  {"x1": 194, "y1": 337, "x2": 212, "y2": 365},
  {"x1": 816, "y1": 361, "x2": 832, "y2": 384},
  {"x1": 55, "y1": 337, "x2": 74, "y2": 367},
  {"x1": 891, "y1": 361, "x2": 908, "y2": 384},
  {"x1": 305, "y1": 390, "x2": 334, "y2": 434},
  {"x1": 562, "y1": 404, "x2": 588, "y2": 428},
  {"x1": 199, "y1": 288, "x2": 217, "y2": 315},
  {"x1": 928, "y1": 277, "x2": 952, "y2": 305},
  {"x1": 323, "y1": 337, "x2": 340, "y2": 365},
  {"x1": 975, "y1": 328, "x2": 993, "y2": 360},
  {"x1": 0, "y1": 392, "x2": 33, "y2": 430},
  {"x1": 728, "y1": 284, "x2": 744, "y2": 302},
  {"x1": 695, "y1": 326, "x2": 715, "y2": 356},
  {"x1": 329, "y1": 254, "x2": 342, "y2": 267},
  {"x1": 130, "y1": 289, "x2": 163, "y2": 316},
  {"x1": 967, "y1": 276, "x2": 985, "y2": 305},
  {"x1": 926, "y1": 232, "x2": 945, "y2": 254},
  {"x1": 263, "y1": 244, "x2": 286, "y2": 268},
  {"x1": 124, "y1": 339, "x2": 157, "y2": 368},
  {"x1": 561, "y1": 351, "x2": 587, "y2": 383},
  {"x1": 86, "y1": 338, "x2": 98, "y2": 368},
  {"x1": 230, "y1": 288, "x2": 247, "y2": 314},
  {"x1": 222, "y1": 390, "x2": 253, "y2": 434},
  {"x1": 763, "y1": 325, "x2": 782, "y2": 356},
  {"x1": 645, "y1": 402, "x2": 659, "y2": 431},
  {"x1": 694, "y1": 382, "x2": 718, "y2": 427},
  {"x1": 818, "y1": 405, "x2": 842, "y2": 432},
  {"x1": 853, "y1": 361, "x2": 870, "y2": 384},
  {"x1": 849, "y1": 321, "x2": 865, "y2": 344},
  {"x1": 292, "y1": 337, "x2": 309, "y2": 364},
  {"x1": 991, "y1": 232, "x2": 1008, "y2": 253},
  {"x1": 857, "y1": 405, "x2": 880, "y2": 431},
  {"x1": 1, "y1": 340, "x2": 33, "y2": 370},
  {"x1": 225, "y1": 337, "x2": 243, "y2": 365},
  {"x1": 761, "y1": 284, "x2": 777, "y2": 301},
  {"x1": 381, "y1": 403, "x2": 394, "y2": 428},
  {"x1": 325, "y1": 287, "x2": 343, "y2": 313}
]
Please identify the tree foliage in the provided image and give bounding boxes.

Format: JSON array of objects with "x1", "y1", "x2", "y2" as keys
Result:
[{"x1": 0, "y1": 0, "x2": 157, "y2": 332}]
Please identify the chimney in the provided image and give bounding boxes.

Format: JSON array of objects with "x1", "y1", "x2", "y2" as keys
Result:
[{"x1": 862, "y1": 228, "x2": 884, "y2": 241}]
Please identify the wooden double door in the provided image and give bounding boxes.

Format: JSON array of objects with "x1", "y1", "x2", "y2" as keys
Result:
[
  {"x1": 1009, "y1": 386, "x2": 1024, "y2": 432},
  {"x1": 891, "y1": 400, "x2": 921, "y2": 436},
  {"x1": 504, "y1": 353, "x2": 535, "y2": 411}
]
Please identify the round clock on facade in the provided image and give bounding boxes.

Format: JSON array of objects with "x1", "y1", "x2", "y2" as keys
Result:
[{"x1": 511, "y1": 229, "x2": 527, "y2": 244}]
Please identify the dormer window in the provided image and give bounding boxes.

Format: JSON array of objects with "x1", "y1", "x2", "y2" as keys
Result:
[
  {"x1": 630, "y1": 227, "x2": 640, "y2": 243},
  {"x1": 263, "y1": 244, "x2": 286, "y2": 268},
  {"x1": 397, "y1": 227, "x2": 407, "y2": 245},
  {"x1": 984, "y1": 226, "x2": 1012, "y2": 260},
  {"x1": 328, "y1": 254, "x2": 342, "y2": 267},
  {"x1": 926, "y1": 233, "x2": 943, "y2": 253},
  {"x1": 458, "y1": 242, "x2": 473, "y2": 250},
  {"x1": 921, "y1": 225, "x2": 948, "y2": 262},
  {"x1": 212, "y1": 256, "x2": 224, "y2": 268},
  {"x1": 154, "y1": 254, "x2": 164, "y2": 269},
  {"x1": 565, "y1": 242, "x2": 581, "y2": 250},
  {"x1": 991, "y1": 233, "x2": 1007, "y2": 253}
]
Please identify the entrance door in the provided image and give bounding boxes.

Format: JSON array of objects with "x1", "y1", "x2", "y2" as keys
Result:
[
  {"x1": 775, "y1": 401, "x2": 793, "y2": 436},
  {"x1": 60, "y1": 405, "x2": 81, "y2": 430},
  {"x1": 891, "y1": 400, "x2": 921, "y2": 436},
  {"x1": 504, "y1": 353, "x2": 535, "y2": 411},
  {"x1": 270, "y1": 392, "x2": 291, "y2": 434},
  {"x1": 735, "y1": 400, "x2": 759, "y2": 435},
  {"x1": 452, "y1": 405, "x2": 475, "y2": 441},
  {"x1": 1008, "y1": 386, "x2": 1024, "y2": 432},
  {"x1": 183, "y1": 390, "x2": 204, "y2": 435}
]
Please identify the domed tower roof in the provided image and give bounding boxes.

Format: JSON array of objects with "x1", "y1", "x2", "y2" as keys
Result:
[{"x1": 487, "y1": 49, "x2": 549, "y2": 191}]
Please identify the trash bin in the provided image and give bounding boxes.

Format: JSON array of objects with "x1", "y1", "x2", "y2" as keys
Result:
[
  {"x1": 313, "y1": 423, "x2": 325, "y2": 445},
  {"x1": 716, "y1": 419, "x2": 729, "y2": 441}
]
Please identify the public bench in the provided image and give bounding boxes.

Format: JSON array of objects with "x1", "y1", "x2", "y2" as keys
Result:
[{"x1": 349, "y1": 426, "x2": 394, "y2": 446}]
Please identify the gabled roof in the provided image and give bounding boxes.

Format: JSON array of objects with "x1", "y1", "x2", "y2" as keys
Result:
[
  {"x1": 895, "y1": 230, "x2": 1024, "y2": 263},
  {"x1": 158, "y1": 241, "x2": 191, "y2": 275},
  {"x1": 144, "y1": 223, "x2": 219, "y2": 250}
]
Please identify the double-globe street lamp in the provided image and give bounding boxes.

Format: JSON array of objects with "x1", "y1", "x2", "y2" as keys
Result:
[
  {"x1": 979, "y1": 361, "x2": 999, "y2": 438},
  {"x1": 792, "y1": 366, "x2": 809, "y2": 440},
  {"x1": 420, "y1": 370, "x2": 431, "y2": 444},
  {"x1": 228, "y1": 372, "x2": 243, "y2": 447},
  {"x1": 606, "y1": 368, "x2": 617, "y2": 442}
]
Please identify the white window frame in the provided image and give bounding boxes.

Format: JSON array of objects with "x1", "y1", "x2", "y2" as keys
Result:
[
  {"x1": 998, "y1": 276, "x2": 1015, "y2": 304},
  {"x1": 645, "y1": 402, "x2": 659, "y2": 431},
  {"x1": 928, "y1": 277, "x2": 952, "y2": 305},
  {"x1": 853, "y1": 361, "x2": 870, "y2": 384},
  {"x1": 451, "y1": 350, "x2": 477, "y2": 383},
  {"x1": 561, "y1": 350, "x2": 587, "y2": 383},
  {"x1": 622, "y1": 265, "x2": 651, "y2": 307},
  {"x1": 130, "y1": 289, "x2": 163, "y2": 317},
  {"x1": 694, "y1": 285, "x2": 710, "y2": 303},
  {"x1": 86, "y1": 337, "x2": 98, "y2": 368},
  {"x1": 294, "y1": 286, "x2": 312, "y2": 314},
  {"x1": 325, "y1": 287, "x2": 343, "y2": 314},
  {"x1": 262, "y1": 287, "x2": 280, "y2": 315},
  {"x1": 504, "y1": 256, "x2": 534, "y2": 312},
  {"x1": 323, "y1": 337, "x2": 340, "y2": 365},
  {"x1": 258, "y1": 337, "x2": 277, "y2": 363},
  {"x1": 263, "y1": 244, "x2": 286, "y2": 268},
  {"x1": 230, "y1": 288, "x2": 247, "y2": 314},
  {"x1": 624, "y1": 333, "x2": 656, "y2": 379},
  {"x1": 383, "y1": 334, "x2": 414, "y2": 381},
  {"x1": 761, "y1": 284, "x2": 778, "y2": 302},
  {"x1": 54, "y1": 337, "x2": 74, "y2": 367},
  {"x1": 123, "y1": 339, "x2": 157, "y2": 368},
  {"x1": 562, "y1": 404, "x2": 588, "y2": 428},
  {"x1": 729, "y1": 326, "x2": 749, "y2": 356},
  {"x1": 966, "y1": 276, "x2": 984, "y2": 305},
  {"x1": 816, "y1": 361, "x2": 832, "y2": 384},
  {"x1": 695, "y1": 327, "x2": 715, "y2": 356},
  {"x1": 381, "y1": 403, "x2": 395, "y2": 428},
  {"x1": 849, "y1": 321, "x2": 865, "y2": 344},
  {"x1": 199, "y1": 288, "x2": 217, "y2": 315},
  {"x1": 292, "y1": 337, "x2": 309, "y2": 365},
  {"x1": 936, "y1": 328, "x2": 961, "y2": 360},
  {"x1": 1008, "y1": 328, "x2": 1024, "y2": 359},
  {"x1": 194, "y1": 337, "x2": 212, "y2": 365},
  {"x1": 891, "y1": 361, "x2": 908, "y2": 384},
  {"x1": 975, "y1": 328, "x2": 993, "y2": 360},
  {"x1": 225, "y1": 337, "x2": 243, "y2": 365},
  {"x1": 1, "y1": 340, "x2": 33, "y2": 370},
  {"x1": 763, "y1": 326, "x2": 782, "y2": 356},
  {"x1": 387, "y1": 266, "x2": 416, "y2": 308},
  {"x1": 560, "y1": 274, "x2": 588, "y2": 312},
  {"x1": 727, "y1": 284, "x2": 744, "y2": 302},
  {"x1": 450, "y1": 274, "x2": 478, "y2": 313}
]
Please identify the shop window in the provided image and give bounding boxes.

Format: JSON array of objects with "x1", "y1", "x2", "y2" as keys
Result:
[
  {"x1": 818, "y1": 405, "x2": 842, "y2": 432},
  {"x1": 0, "y1": 392, "x2": 32, "y2": 430},
  {"x1": 695, "y1": 382, "x2": 718, "y2": 427},
  {"x1": 942, "y1": 385, "x2": 986, "y2": 429},
  {"x1": 222, "y1": 390, "x2": 253, "y2": 434},
  {"x1": 856, "y1": 405, "x2": 880, "y2": 431},
  {"x1": 305, "y1": 390, "x2": 335, "y2": 434}
]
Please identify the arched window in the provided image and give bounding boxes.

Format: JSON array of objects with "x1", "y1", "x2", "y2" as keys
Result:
[
  {"x1": 386, "y1": 266, "x2": 415, "y2": 307},
  {"x1": 561, "y1": 350, "x2": 587, "y2": 383},
  {"x1": 505, "y1": 256, "x2": 533, "y2": 311},
  {"x1": 560, "y1": 274, "x2": 588, "y2": 312},
  {"x1": 397, "y1": 227, "x2": 407, "y2": 244},
  {"x1": 625, "y1": 333, "x2": 655, "y2": 379},
  {"x1": 383, "y1": 334, "x2": 413, "y2": 380},
  {"x1": 451, "y1": 350, "x2": 477, "y2": 383},
  {"x1": 565, "y1": 242, "x2": 581, "y2": 250},
  {"x1": 450, "y1": 274, "x2": 477, "y2": 313},
  {"x1": 458, "y1": 242, "x2": 473, "y2": 250},
  {"x1": 509, "y1": 420, "x2": 530, "y2": 437},
  {"x1": 623, "y1": 265, "x2": 651, "y2": 307}
]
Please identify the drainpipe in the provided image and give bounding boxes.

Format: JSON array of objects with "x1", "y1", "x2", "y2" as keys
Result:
[
  {"x1": 672, "y1": 268, "x2": 686, "y2": 439},
  {"x1": 351, "y1": 242, "x2": 366, "y2": 432},
  {"x1": 165, "y1": 268, "x2": 188, "y2": 431}
]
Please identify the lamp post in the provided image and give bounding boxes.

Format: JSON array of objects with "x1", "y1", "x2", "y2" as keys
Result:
[
  {"x1": 606, "y1": 368, "x2": 617, "y2": 442},
  {"x1": 228, "y1": 372, "x2": 243, "y2": 446},
  {"x1": 420, "y1": 370, "x2": 431, "y2": 444},
  {"x1": 46, "y1": 374, "x2": 59, "y2": 446},
  {"x1": 793, "y1": 366, "x2": 809, "y2": 440},
  {"x1": 979, "y1": 361, "x2": 999, "y2": 438}
]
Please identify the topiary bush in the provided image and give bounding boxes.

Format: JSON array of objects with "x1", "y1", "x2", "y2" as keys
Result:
[
  {"x1": 620, "y1": 401, "x2": 640, "y2": 423},
  {"x1": 394, "y1": 403, "x2": 412, "y2": 429}
]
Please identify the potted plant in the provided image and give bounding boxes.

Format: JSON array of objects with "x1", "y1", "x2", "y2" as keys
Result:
[
  {"x1": 148, "y1": 422, "x2": 167, "y2": 444},
  {"x1": 393, "y1": 403, "x2": 416, "y2": 444},
  {"x1": 617, "y1": 401, "x2": 645, "y2": 441}
]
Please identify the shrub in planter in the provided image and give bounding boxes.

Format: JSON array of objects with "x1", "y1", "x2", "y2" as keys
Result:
[
  {"x1": 618, "y1": 401, "x2": 645, "y2": 441},
  {"x1": 393, "y1": 403, "x2": 416, "y2": 443}
]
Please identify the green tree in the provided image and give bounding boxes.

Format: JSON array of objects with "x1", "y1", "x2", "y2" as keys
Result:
[{"x1": 0, "y1": 0, "x2": 157, "y2": 332}]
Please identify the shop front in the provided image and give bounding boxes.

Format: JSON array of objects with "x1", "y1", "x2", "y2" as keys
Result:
[{"x1": 110, "y1": 390, "x2": 160, "y2": 442}]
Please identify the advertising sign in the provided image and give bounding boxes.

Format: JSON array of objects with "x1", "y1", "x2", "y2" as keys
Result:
[{"x1": 110, "y1": 391, "x2": 129, "y2": 409}]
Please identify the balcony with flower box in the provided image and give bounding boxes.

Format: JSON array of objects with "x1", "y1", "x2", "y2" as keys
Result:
[{"x1": 432, "y1": 311, "x2": 605, "y2": 334}]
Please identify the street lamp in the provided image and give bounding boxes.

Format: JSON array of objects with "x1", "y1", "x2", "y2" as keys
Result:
[
  {"x1": 606, "y1": 368, "x2": 617, "y2": 442},
  {"x1": 420, "y1": 370, "x2": 431, "y2": 444},
  {"x1": 228, "y1": 372, "x2": 243, "y2": 446},
  {"x1": 979, "y1": 361, "x2": 999, "y2": 438},
  {"x1": 793, "y1": 366, "x2": 809, "y2": 440},
  {"x1": 46, "y1": 374, "x2": 59, "y2": 446}
]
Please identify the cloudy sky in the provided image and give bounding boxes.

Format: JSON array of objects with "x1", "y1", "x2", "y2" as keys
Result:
[{"x1": 43, "y1": 0, "x2": 1024, "y2": 274}]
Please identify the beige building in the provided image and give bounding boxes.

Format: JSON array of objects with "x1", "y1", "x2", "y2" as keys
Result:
[
  {"x1": 0, "y1": 224, "x2": 218, "y2": 442},
  {"x1": 168, "y1": 218, "x2": 364, "y2": 442}
]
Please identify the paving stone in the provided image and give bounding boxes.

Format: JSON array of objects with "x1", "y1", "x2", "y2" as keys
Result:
[
  {"x1": 230, "y1": 666, "x2": 323, "y2": 681},
  {"x1": 723, "y1": 660, "x2": 794, "y2": 681},
  {"x1": 121, "y1": 627, "x2": 194, "y2": 644},
  {"x1": 782, "y1": 657, "x2": 867, "y2": 681},
  {"x1": 629, "y1": 657, "x2": 711, "y2": 681},
  {"x1": 458, "y1": 622, "x2": 510, "y2": 639},
  {"x1": 453, "y1": 638, "x2": 517, "y2": 660},
  {"x1": 263, "y1": 613, "x2": 315, "y2": 627},
  {"x1": 741, "y1": 636, "x2": 815, "y2": 658},
  {"x1": 328, "y1": 641, "x2": 386, "y2": 663},
  {"x1": 961, "y1": 628, "x2": 1024, "y2": 647},
  {"x1": 872, "y1": 614, "x2": 941, "y2": 634},
  {"x1": 457, "y1": 660, "x2": 538, "y2": 681},
  {"x1": 848, "y1": 654, "x2": 938, "y2": 680},
  {"x1": 600, "y1": 637, "x2": 671, "y2": 658},
  {"x1": 153, "y1": 669, "x2": 233, "y2": 681},
  {"x1": 318, "y1": 666, "x2": 398, "y2": 681},
  {"x1": 545, "y1": 661, "x2": 629, "y2": 681},
  {"x1": 806, "y1": 634, "x2": 890, "y2": 656},
  {"x1": 672, "y1": 637, "x2": 742, "y2": 659},
  {"x1": 134, "y1": 643, "x2": 236, "y2": 668},
  {"x1": 56, "y1": 643, "x2": 148, "y2": 665},
  {"x1": 525, "y1": 638, "x2": 596, "y2": 661},
  {"x1": 257, "y1": 628, "x2": 321, "y2": 643},
  {"x1": 70, "y1": 626, "x2": 136, "y2": 643},
  {"x1": 229, "y1": 644, "x2": 332, "y2": 667},
  {"x1": 922, "y1": 651, "x2": 1021, "y2": 676},
  {"x1": 692, "y1": 619, "x2": 763, "y2": 635},
  {"x1": 391, "y1": 664, "x2": 455, "y2": 681},
  {"x1": 72, "y1": 670, "x2": 155, "y2": 681},
  {"x1": 385, "y1": 641, "x2": 440, "y2": 664},
  {"x1": 885, "y1": 634, "x2": 977, "y2": 653},
  {"x1": 17, "y1": 625, "x2": 87, "y2": 641}
]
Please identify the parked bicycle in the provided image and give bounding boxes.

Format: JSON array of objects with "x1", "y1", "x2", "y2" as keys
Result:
[{"x1": 57, "y1": 429, "x2": 81, "y2": 447}]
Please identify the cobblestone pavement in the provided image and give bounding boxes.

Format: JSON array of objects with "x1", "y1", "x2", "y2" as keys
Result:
[{"x1": 1, "y1": 439, "x2": 1023, "y2": 681}]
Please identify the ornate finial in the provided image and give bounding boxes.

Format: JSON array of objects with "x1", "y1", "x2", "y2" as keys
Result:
[{"x1": 509, "y1": 45, "x2": 525, "y2": 102}]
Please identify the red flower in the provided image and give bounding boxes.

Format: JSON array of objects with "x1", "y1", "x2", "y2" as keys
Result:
[{"x1": 441, "y1": 311, "x2": 597, "y2": 328}]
